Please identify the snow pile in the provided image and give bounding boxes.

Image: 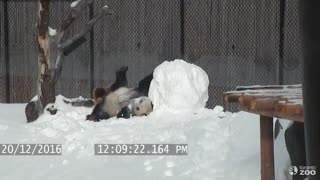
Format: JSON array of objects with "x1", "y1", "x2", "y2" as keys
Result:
[
  {"x1": 149, "y1": 60, "x2": 209, "y2": 111},
  {"x1": 0, "y1": 98, "x2": 264, "y2": 180}
]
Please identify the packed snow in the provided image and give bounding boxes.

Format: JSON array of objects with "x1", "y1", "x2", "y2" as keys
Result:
[
  {"x1": 149, "y1": 60, "x2": 209, "y2": 111},
  {"x1": 0, "y1": 60, "x2": 292, "y2": 180},
  {"x1": 48, "y1": 27, "x2": 57, "y2": 36},
  {"x1": 0, "y1": 101, "x2": 292, "y2": 180}
]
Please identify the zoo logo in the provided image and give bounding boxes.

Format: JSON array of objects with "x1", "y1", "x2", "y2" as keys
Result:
[{"x1": 289, "y1": 166, "x2": 298, "y2": 175}]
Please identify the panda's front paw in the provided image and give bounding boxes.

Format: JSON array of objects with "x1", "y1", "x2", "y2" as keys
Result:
[
  {"x1": 117, "y1": 106, "x2": 131, "y2": 119},
  {"x1": 86, "y1": 115, "x2": 100, "y2": 122}
]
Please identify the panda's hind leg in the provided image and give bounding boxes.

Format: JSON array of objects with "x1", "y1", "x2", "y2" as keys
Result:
[
  {"x1": 109, "y1": 66, "x2": 129, "y2": 91},
  {"x1": 136, "y1": 72, "x2": 153, "y2": 96}
]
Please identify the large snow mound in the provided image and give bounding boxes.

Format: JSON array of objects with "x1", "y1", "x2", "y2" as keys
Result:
[{"x1": 149, "y1": 60, "x2": 209, "y2": 111}]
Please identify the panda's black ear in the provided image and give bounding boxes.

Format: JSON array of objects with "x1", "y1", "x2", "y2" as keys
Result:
[{"x1": 93, "y1": 88, "x2": 107, "y2": 101}]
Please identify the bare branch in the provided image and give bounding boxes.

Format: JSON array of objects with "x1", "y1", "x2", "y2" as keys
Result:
[
  {"x1": 38, "y1": 0, "x2": 50, "y2": 39},
  {"x1": 58, "y1": 0, "x2": 93, "y2": 43},
  {"x1": 54, "y1": 4, "x2": 113, "y2": 82},
  {"x1": 59, "y1": 6, "x2": 113, "y2": 54},
  {"x1": 53, "y1": 53, "x2": 64, "y2": 82}
]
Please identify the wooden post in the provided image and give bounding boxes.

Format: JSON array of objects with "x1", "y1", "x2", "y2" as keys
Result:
[{"x1": 260, "y1": 115, "x2": 275, "y2": 180}]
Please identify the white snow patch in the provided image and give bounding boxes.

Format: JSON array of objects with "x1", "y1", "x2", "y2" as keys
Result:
[
  {"x1": 40, "y1": 127, "x2": 58, "y2": 137},
  {"x1": 70, "y1": 0, "x2": 81, "y2": 8},
  {"x1": 30, "y1": 95, "x2": 38, "y2": 102},
  {"x1": 164, "y1": 170, "x2": 173, "y2": 176},
  {"x1": 0, "y1": 124, "x2": 8, "y2": 133},
  {"x1": 145, "y1": 166, "x2": 153, "y2": 171},
  {"x1": 166, "y1": 161, "x2": 175, "y2": 168},
  {"x1": 48, "y1": 27, "x2": 57, "y2": 36},
  {"x1": 62, "y1": 160, "x2": 68, "y2": 165},
  {"x1": 213, "y1": 105, "x2": 224, "y2": 114},
  {"x1": 149, "y1": 59, "x2": 209, "y2": 112}
]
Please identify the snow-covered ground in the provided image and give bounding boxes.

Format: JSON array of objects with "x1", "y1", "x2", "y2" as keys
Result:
[
  {"x1": 0, "y1": 98, "x2": 291, "y2": 180},
  {"x1": 0, "y1": 60, "x2": 292, "y2": 179}
]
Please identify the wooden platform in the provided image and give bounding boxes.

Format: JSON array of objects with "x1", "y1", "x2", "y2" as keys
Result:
[
  {"x1": 224, "y1": 84, "x2": 303, "y2": 122},
  {"x1": 223, "y1": 84, "x2": 304, "y2": 180}
]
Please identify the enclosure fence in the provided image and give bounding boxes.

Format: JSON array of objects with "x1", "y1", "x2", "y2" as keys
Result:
[{"x1": 0, "y1": 0, "x2": 302, "y2": 110}]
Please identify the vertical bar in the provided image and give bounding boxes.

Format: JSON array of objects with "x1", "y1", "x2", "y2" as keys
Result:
[
  {"x1": 278, "y1": 0, "x2": 286, "y2": 85},
  {"x1": 4, "y1": 0, "x2": 10, "y2": 103},
  {"x1": 180, "y1": 0, "x2": 185, "y2": 59},
  {"x1": 301, "y1": 1, "x2": 320, "y2": 179},
  {"x1": 260, "y1": 115, "x2": 275, "y2": 180},
  {"x1": 89, "y1": 2, "x2": 94, "y2": 95}
]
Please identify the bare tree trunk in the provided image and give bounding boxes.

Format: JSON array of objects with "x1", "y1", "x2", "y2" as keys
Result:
[
  {"x1": 26, "y1": 0, "x2": 55, "y2": 122},
  {"x1": 38, "y1": 0, "x2": 56, "y2": 109}
]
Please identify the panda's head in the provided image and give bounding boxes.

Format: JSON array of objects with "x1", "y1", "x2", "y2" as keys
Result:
[{"x1": 131, "y1": 96, "x2": 153, "y2": 116}]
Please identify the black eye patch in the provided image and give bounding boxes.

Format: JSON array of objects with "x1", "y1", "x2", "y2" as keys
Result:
[{"x1": 139, "y1": 99, "x2": 143, "y2": 103}]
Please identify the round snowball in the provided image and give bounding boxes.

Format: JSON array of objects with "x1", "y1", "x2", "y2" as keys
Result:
[{"x1": 149, "y1": 59, "x2": 209, "y2": 111}]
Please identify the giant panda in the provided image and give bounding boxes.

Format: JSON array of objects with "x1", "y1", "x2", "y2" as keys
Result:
[{"x1": 86, "y1": 66, "x2": 154, "y2": 122}]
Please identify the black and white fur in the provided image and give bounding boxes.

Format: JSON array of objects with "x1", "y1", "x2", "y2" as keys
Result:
[{"x1": 86, "y1": 66, "x2": 153, "y2": 121}]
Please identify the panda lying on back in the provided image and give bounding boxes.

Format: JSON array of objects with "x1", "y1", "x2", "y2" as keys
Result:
[{"x1": 86, "y1": 66, "x2": 154, "y2": 122}]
